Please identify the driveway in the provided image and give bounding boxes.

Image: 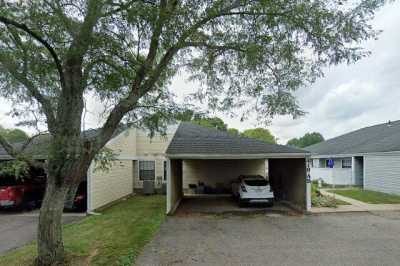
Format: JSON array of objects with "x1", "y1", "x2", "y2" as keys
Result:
[
  {"x1": 136, "y1": 211, "x2": 400, "y2": 266},
  {"x1": 0, "y1": 211, "x2": 84, "y2": 255}
]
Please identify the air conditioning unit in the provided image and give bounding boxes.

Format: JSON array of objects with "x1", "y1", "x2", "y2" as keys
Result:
[{"x1": 143, "y1": 180, "x2": 155, "y2": 195}]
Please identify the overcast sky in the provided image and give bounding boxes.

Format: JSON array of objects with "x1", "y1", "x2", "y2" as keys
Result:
[{"x1": 1, "y1": 1, "x2": 399, "y2": 144}]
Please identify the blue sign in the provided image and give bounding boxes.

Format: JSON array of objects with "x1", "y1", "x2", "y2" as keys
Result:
[{"x1": 328, "y1": 159, "x2": 334, "y2": 168}]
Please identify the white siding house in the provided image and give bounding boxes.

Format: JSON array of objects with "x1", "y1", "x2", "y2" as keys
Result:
[
  {"x1": 310, "y1": 157, "x2": 360, "y2": 186},
  {"x1": 306, "y1": 120, "x2": 400, "y2": 195}
]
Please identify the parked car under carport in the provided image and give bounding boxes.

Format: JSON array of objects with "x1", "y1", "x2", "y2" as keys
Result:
[{"x1": 164, "y1": 123, "x2": 311, "y2": 214}]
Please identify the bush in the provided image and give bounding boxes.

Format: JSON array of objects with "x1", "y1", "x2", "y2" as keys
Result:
[{"x1": 311, "y1": 183, "x2": 339, "y2": 208}]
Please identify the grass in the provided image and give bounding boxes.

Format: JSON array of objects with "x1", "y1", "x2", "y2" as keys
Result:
[
  {"x1": 329, "y1": 188, "x2": 400, "y2": 204},
  {"x1": 0, "y1": 195, "x2": 166, "y2": 266},
  {"x1": 311, "y1": 183, "x2": 349, "y2": 208}
]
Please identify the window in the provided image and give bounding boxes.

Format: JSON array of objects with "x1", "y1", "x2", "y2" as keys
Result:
[
  {"x1": 139, "y1": 161, "x2": 155, "y2": 180},
  {"x1": 325, "y1": 160, "x2": 330, "y2": 168},
  {"x1": 163, "y1": 161, "x2": 167, "y2": 181},
  {"x1": 342, "y1": 159, "x2": 352, "y2": 169}
]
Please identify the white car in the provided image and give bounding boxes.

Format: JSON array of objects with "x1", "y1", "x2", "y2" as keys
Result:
[{"x1": 232, "y1": 175, "x2": 274, "y2": 207}]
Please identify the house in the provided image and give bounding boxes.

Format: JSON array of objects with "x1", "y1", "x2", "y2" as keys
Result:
[
  {"x1": 87, "y1": 126, "x2": 178, "y2": 210},
  {"x1": 306, "y1": 120, "x2": 400, "y2": 195},
  {"x1": 0, "y1": 126, "x2": 177, "y2": 212},
  {"x1": 0, "y1": 122, "x2": 311, "y2": 213}
]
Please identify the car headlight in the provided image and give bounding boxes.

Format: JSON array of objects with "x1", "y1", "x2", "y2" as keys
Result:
[{"x1": 240, "y1": 185, "x2": 247, "y2": 192}]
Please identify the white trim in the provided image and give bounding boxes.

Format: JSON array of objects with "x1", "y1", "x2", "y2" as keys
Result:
[
  {"x1": 363, "y1": 156, "x2": 366, "y2": 189},
  {"x1": 166, "y1": 159, "x2": 171, "y2": 214},
  {"x1": 86, "y1": 164, "x2": 93, "y2": 212},
  {"x1": 138, "y1": 160, "x2": 156, "y2": 181},
  {"x1": 310, "y1": 150, "x2": 400, "y2": 159},
  {"x1": 115, "y1": 155, "x2": 167, "y2": 160},
  {"x1": 166, "y1": 153, "x2": 308, "y2": 159}
]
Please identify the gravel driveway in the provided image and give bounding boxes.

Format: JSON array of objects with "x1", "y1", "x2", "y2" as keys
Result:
[
  {"x1": 136, "y1": 211, "x2": 400, "y2": 266},
  {"x1": 0, "y1": 211, "x2": 84, "y2": 255}
]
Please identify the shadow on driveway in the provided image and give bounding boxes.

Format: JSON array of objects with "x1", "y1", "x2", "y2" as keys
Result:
[{"x1": 0, "y1": 211, "x2": 84, "y2": 255}]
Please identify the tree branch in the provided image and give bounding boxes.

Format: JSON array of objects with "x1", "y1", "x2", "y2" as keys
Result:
[
  {"x1": 0, "y1": 16, "x2": 66, "y2": 89},
  {"x1": 0, "y1": 133, "x2": 43, "y2": 169},
  {"x1": 0, "y1": 55, "x2": 57, "y2": 133},
  {"x1": 183, "y1": 41, "x2": 246, "y2": 52},
  {"x1": 19, "y1": 132, "x2": 48, "y2": 153}
]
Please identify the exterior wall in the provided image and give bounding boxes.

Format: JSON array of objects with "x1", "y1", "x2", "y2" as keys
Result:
[
  {"x1": 89, "y1": 160, "x2": 133, "y2": 211},
  {"x1": 167, "y1": 159, "x2": 183, "y2": 214},
  {"x1": 365, "y1": 153, "x2": 400, "y2": 195},
  {"x1": 182, "y1": 159, "x2": 266, "y2": 190},
  {"x1": 310, "y1": 168, "x2": 353, "y2": 185},
  {"x1": 136, "y1": 130, "x2": 175, "y2": 156},
  {"x1": 269, "y1": 158, "x2": 306, "y2": 209},
  {"x1": 310, "y1": 157, "x2": 354, "y2": 185},
  {"x1": 88, "y1": 125, "x2": 178, "y2": 211},
  {"x1": 106, "y1": 128, "x2": 137, "y2": 158}
]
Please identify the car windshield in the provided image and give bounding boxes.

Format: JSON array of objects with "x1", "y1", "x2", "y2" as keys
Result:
[{"x1": 244, "y1": 179, "x2": 269, "y2": 186}]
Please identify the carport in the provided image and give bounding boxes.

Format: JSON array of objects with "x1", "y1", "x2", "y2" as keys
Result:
[{"x1": 165, "y1": 123, "x2": 311, "y2": 214}]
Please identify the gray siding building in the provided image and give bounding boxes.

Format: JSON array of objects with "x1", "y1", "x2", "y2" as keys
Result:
[{"x1": 306, "y1": 120, "x2": 400, "y2": 195}]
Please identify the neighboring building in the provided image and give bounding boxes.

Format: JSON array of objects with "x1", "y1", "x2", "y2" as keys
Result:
[
  {"x1": 0, "y1": 126, "x2": 179, "y2": 212},
  {"x1": 88, "y1": 126, "x2": 178, "y2": 210},
  {"x1": 306, "y1": 120, "x2": 400, "y2": 195}
]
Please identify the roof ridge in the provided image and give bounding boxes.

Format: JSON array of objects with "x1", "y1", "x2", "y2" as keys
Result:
[{"x1": 170, "y1": 122, "x2": 308, "y2": 154}]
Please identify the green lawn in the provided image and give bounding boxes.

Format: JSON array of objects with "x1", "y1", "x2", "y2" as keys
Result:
[
  {"x1": 0, "y1": 195, "x2": 166, "y2": 266},
  {"x1": 329, "y1": 189, "x2": 400, "y2": 204}
]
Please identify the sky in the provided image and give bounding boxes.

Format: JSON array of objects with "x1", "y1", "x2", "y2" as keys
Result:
[{"x1": 1, "y1": 1, "x2": 399, "y2": 144}]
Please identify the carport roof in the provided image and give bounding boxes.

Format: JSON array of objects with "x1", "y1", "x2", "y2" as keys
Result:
[{"x1": 166, "y1": 122, "x2": 308, "y2": 158}]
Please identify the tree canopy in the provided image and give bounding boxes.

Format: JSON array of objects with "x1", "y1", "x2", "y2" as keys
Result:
[
  {"x1": 287, "y1": 132, "x2": 325, "y2": 148},
  {"x1": 227, "y1": 128, "x2": 239, "y2": 136},
  {"x1": 0, "y1": 0, "x2": 384, "y2": 264},
  {"x1": 192, "y1": 117, "x2": 228, "y2": 131},
  {"x1": 242, "y1": 128, "x2": 277, "y2": 144},
  {"x1": 0, "y1": 125, "x2": 29, "y2": 143}
]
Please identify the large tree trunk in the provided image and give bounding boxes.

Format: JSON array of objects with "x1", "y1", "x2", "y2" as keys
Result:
[{"x1": 36, "y1": 181, "x2": 69, "y2": 266}]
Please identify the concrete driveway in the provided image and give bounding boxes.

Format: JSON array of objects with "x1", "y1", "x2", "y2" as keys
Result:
[
  {"x1": 136, "y1": 211, "x2": 400, "y2": 266},
  {"x1": 0, "y1": 210, "x2": 84, "y2": 255}
]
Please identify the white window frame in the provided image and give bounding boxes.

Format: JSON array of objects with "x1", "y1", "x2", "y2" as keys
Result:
[
  {"x1": 138, "y1": 160, "x2": 156, "y2": 181},
  {"x1": 342, "y1": 158, "x2": 352, "y2": 169}
]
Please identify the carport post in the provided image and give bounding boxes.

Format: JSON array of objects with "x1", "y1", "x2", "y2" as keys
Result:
[
  {"x1": 306, "y1": 157, "x2": 312, "y2": 211},
  {"x1": 166, "y1": 158, "x2": 171, "y2": 214}
]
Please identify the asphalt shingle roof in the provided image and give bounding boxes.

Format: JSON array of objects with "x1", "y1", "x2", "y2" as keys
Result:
[
  {"x1": 0, "y1": 127, "x2": 124, "y2": 160},
  {"x1": 306, "y1": 120, "x2": 400, "y2": 155},
  {"x1": 166, "y1": 122, "x2": 307, "y2": 155}
]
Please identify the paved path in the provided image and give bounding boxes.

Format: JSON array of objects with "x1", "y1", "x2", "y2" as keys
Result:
[
  {"x1": 311, "y1": 189, "x2": 400, "y2": 213},
  {"x1": 0, "y1": 212, "x2": 84, "y2": 255},
  {"x1": 135, "y1": 211, "x2": 400, "y2": 266}
]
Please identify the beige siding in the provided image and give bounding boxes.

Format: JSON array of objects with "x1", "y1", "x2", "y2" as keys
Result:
[
  {"x1": 136, "y1": 131, "x2": 175, "y2": 156},
  {"x1": 89, "y1": 160, "x2": 133, "y2": 210},
  {"x1": 182, "y1": 159, "x2": 266, "y2": 189},
  {"x1": 106, "y1": 128, "x2": 137, "y2": 157}
]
